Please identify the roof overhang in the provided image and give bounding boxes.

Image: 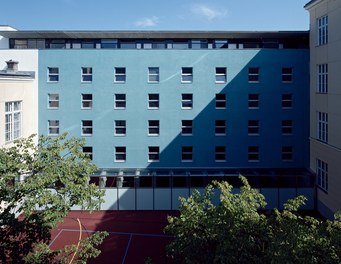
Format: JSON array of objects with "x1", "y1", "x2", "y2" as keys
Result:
[{"x1": 304, "y1": 0, "x2": 324, "y2": 10}]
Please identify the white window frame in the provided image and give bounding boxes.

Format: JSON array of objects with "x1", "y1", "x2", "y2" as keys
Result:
[
  {"x1": 181, "y1": 120, "x2": 193, "y2": 136},
  {"x1": 317, "y1": 111, "x2": 328, "y2": 143},
  {"x1": 282, "y1": 67, "x2": 293, "y2": 83},
  {"x1": 81, "y1": 94, "x2": 93, "y2": 109},
  {"x1": 248, "y1": 94, "x2": 259, "y2": 109},
  {"x1": 148, "y1": 94, "x2": 159, "y2": 109},
  {"x1": 5, "y1": 101, "x2": 22, "y2": 142},
  {"x1": 215, "y1": 146, "x2": 226, "y2": 162},
  {"x1": 148, "y1": 120, "x2": 160, "y2": 136},
  {"x1": 248, "y1": 120, "x2": 259, "y2": 135},
  {"x1": 48, "y1": 67, "x2": 59, "y2": 82},
  {"x1": 148, "y1": 67, "x2": 159, "y2": 83},
  {"x1": 81, "y1": 120, "x2": 93, "y2": 136},
  {"x1": 317, "y1": 159, "x2": 328, "y2": 191},
  {"x1": 215, "y1": 67, "x2": 227, "y2": 83},
  {"x1": 215, "y1": 120, "x2": 226, "y2": 136},
  {"x1": 181, "y1": 94, "x2": 193, "y2": 109},
  {"x1": 115, "y1": 120, "x2": 126, "y2": 136},
  {"x1": 181, "y1": 67, "x2": 193, "y2": 83},
  {"x1": 81, "y1": 67, "x2": 92, "y2": 83},
  {"x1": 282, "y1": 94, "x2": 292, "y2": 109},
  {"x1": 282, "y1": 146, "x2": 293, "y2": 161},
  {"x1": 181, "y1": 146, "x2": 193, "y2": 162},
  {"x1": 148, "y1": 146, "x2": 160, "y2": 162},
  {"x1": 115, "y1": 94, "x2": 126, "y2": 109},
  {"x1": 317, "y1": 15, "x2": 328, "y2": 46},
  {"x1": 282, "y1": 120, "x2": 293, "y2": 135},
  {"x1": 248, "y1": 146, "x2": 259, "y2": 162},
  {"x1": 48, "y1": 94, "x2": 59, "y2": 109},
  {"x1": 48, "y1": 120, "x2": 59, "y2": 136},
  {"x1": 83, "y1": 146, "x2": 93, "y2": 160},
  {"x1": 114, "y1": 67, "x2": 126, "y2": 83},
  {"x1": 115, "y1": 146, "x2": 126, "y2": 162},
  {"x1": 248, "y1": 67, "x2": 259, "y2": 83},
  {"x1": 317, "y1": 64, "x2": 328, "y2": 93}
]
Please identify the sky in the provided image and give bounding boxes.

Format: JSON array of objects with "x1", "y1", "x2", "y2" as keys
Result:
[{"x1": 1, "y1": 0, "x2": 309, "y2": 31}]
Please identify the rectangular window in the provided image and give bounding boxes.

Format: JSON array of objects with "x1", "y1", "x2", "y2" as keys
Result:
[
  {"x1": 115, "y1": 146, "x2": 126, "y2": 162},
  {"x1": 83, "y1": 146, "x2": 93, "y2": 161},
  {"x1": 191, "y1": 39, "x2": 208, "y2": 49},
  {"x1": 317, "y1": 15, "x2": 328, "y2": 46},
  {"x1": 282, "y1": 120, "x2": 293, "y2": 135},
  {"x1": 215, "y1": 94, "x2": 226, "y2": 109},
  {"x1": 181, "y1": 120, "x2": 193, "y2": 135},
  {"x1": 148, "y1": 94, "x2": 159, "y2": 109},
  {"x1": 248, "y1": 146, "x2": 259, "y2": 162},
  {"x1": 148, "y1": 67, "x2": 159, "y2": 83},
  {"x1": 317, "y1": 159, "x2": 328, "y2": 191},
  {"x1": 148, "y1": 146, "x2": 160, "y2": 162},
  {"x1": 282, "y1": 94, "x2": 292, "y2": 108},
  {"x1": 181, "y1": 67, "x2": 193, "y2": 83},
  {"x1": 81, "y1": 67, "x2": 92, "y2": 82},
  {"x1": 81, "y1": 94, "x2": 93, "y2": 109},
  {"x1": 215, "y1": 67, "x2": 227, "y2": 83},
  {"x1": 114, "y1": 67, "x2": 126, "y2": 83},
  {"x1": 317, "y1": 64, "x2": 328, "y2": 93},
  {"x1": 282, "y1": 146, "x2": 293, "y2": 161},
  {"x1": 248, "y1": 94, "x2": 259, "y2": 109},
  {"x1": 182, "y1": 146, "x2": 193, "y2": 162},
  {"x1": 115, "y1": 120, "x2": 126, "y2": 136},
  {"x1": 48, "y1": 120, "x2": 59, "y2": 136},
  {"x1": 5, "y1": 101, "x2": 22, "y2": 142},
  {"x1": 248, "y1": 67, "x2": 259, "y2": 82},
  {"x1": 48, "y1": 94, "x2": 59, "y2": 109},
  {"x1": 48, "y1": 67, "x2": 59, "y2": 82},
  {"x1": 81, "y1": 120, "x2": 93, "y2": 136},
  {"x1": 115, "y1": 94, "x2": 126, "y2": 109},
  {"x1": 282, "y1": 67, "x2": 293, "y2": 82},
  {"x1": 248, "y1": 120, "x2": 260, "y2": 135},
  {"x1": 317, "y1": 112, "x2": 328, "y2": 143},
  {"x1": 215, "y1": 146, "x2": 226, "y2": 162},
  {"x1": 215, "y1": 120, "x2": 226, "y2": 135},
  {"x1": 181, "y1": 94, "x2": 193, "y2": 109},
  {"x1": 148, "y1": 120, "x2": 160, "y2": 136}
]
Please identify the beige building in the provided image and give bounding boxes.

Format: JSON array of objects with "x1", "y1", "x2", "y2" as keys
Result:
[{"x1": 305, "y1": 0, "x2": 341, "y2": 218}]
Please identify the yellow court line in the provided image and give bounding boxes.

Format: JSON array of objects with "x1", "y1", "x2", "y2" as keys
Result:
[{"x1": 69, "y1": 218, "x2": 82, "y2": 264}]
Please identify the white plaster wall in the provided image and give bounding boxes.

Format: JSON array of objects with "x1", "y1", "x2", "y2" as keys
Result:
[{"x1": 0, "y1": 26, "x2": 16, "y2": 49}]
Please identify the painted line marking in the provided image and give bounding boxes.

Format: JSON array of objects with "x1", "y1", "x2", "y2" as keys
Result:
[
  {"x1": 60, "y1": 229, "x2": 173, "y2": 238},
  {"x1": 122, "y1": 234, "x2": 133, "y2": 264},
  {"x1": 49, "y1": 229, "x2": 64, "y2": 247}
]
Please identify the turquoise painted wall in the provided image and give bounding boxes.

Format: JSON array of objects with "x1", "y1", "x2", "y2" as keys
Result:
[{"x1": 38, "y1": 48, "x2": 309, "y2": 169}]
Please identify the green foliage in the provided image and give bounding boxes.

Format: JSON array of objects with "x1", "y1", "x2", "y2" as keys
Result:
[
  {"x1": 0, "y1": 133, "x2": 107, "y2": 263},
  {"x1": 166, "y1": 176, "x2": 341, "y2": 264}
]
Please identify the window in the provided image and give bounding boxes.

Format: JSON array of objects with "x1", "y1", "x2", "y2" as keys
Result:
[
  {"x1": 215, "y1": 120, "x2": 226, "y2": 135},
  {"x1": 83, "y1": 146, "x2": 93, "y2": 160},
  {"x1": 317, "y1": 112, "x2": 328, "y2": 143},
  {"x1": 215, "y1": 94, "x2": 226, "y2": 109},
  {"x1": 191, "y1": 39, "x2": 208, "y2": 49},
  {"x1": 248, "y1": 94, "x2": 259, "y2": 109},
  {"x1": 248, "y1": 146, "x2": 259, "y2": 162},
  {"x1": 282, "y1": 120, "x2": 293, "y2": 135},
  {"x1": 5, "y1": 101, "x2": 22, "y2": 142},
  {"x1": 81, "y1": 94, "x2": 92, "y2": 109},
  {"x1": 115, "y1": 120, "x2": 126, "y2": 136},
  {"x1": 81, "y1": 120, "x2": 93, "y2": 136},
  {"x1": 115, "y1": 146, "x2": 126, "y2": 162},
  {"x1": 48, "y1": 94, "x2": 59, "y2": 109},
  {"x1": 48, "y1": 120, "x2": 59, "y2": 136},
  {"x1": 182, "y1": 146, "x2": 193, "y2": 162},
  {"x1": 282, "y1": 94, "x2": 292, "y2": 108},
  {"x1": 317, "y1": 159, "x2": 328, "y2": 191},
  {"x1": 215, "y1": 146, "x2": 226, "y2": 162},
  {"x1": 115, "y1": 94, "x2": 126, "y2": 109},
  {"x1": 148, "y1": 120, "x2": 160, "y2": 136},
  {"x1": 248, "y1": 67, "x2": 259, "y2": 82},
  {"x1": 114, "y1": 67, "x2": 126, "y2": 83},
  {"x1": 81, "y1": 67, "x2": 92, "y2": 82},
  {"x1": 282, "y1": 67, "x2": 293, "y2": 82},
  {"x1": 148, "y1": 146, "x2": 160, "y2": 162},
  {"x1": 317, "y1": 15, "x2": 328, "y2": 46},
  {"x1": 282, "y1": 146, "x2": 293, "y2": 161},
  {"x1": 148, "y1": 94, "x2": 159, "y2": 109},
  {"x1": 181, "y1": 94, "x2": 193, "y2": 109},
  {"x1": 248, "y1": 120, "x2": 259, "y2": 135},
  {"x1": 215, "y1": 67, "x2": 227, "y2": 83},
  {"x1": 148, "y1": 67, "x2": 159, "y2": 83},
  {"x1": 317, "y1": 64, "x2": 328, "y2": 93},
  {"x1": 181, "y1": 120, "x2": 193, "y2": 135},
  {"x1": 48, "y1": 67, "x2": 59, "y2": 82},
  {"x1": 181, "y1": 67, "x2": 193, "y2": 83}
]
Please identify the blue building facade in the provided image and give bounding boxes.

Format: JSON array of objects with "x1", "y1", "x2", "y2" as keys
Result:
[{"x1": 1, "y1": 30, "x2": 314, "y2": 210}]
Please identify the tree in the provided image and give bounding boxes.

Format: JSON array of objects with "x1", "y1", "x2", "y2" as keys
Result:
[
  {"x1": 165, "y1": 177, "x2": 341, "y2": 264},
  {"x1": 0, "y1": 133, "x2": 108, "y2": 263}
]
